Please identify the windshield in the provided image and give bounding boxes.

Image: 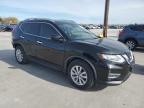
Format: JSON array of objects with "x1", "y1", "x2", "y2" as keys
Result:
[{"x1": 57, "y1": 23, "x2": 98, "y2": 40}]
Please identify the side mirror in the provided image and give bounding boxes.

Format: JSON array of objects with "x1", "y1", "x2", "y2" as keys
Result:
[{"x1": 51, "y1": 35, "x2": 64, "y2": 42}]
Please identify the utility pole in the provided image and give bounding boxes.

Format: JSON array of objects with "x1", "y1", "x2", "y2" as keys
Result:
[{"x1": 103, "y1": 0, "x2": 110, "y2": 37}]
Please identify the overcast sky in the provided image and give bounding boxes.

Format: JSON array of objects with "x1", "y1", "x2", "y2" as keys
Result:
[{"x1": 0, "y1": 0, "x2": 144, "y2": 24}]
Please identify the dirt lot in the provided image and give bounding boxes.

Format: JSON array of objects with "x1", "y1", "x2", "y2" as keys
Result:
[{"x1": 0, "y1": 31, "x2": 144, "y2": 108}]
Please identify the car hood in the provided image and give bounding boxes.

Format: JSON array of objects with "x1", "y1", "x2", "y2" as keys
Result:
[{"x1": 73, "y1": 38, "x2": 129, "y2": 54}]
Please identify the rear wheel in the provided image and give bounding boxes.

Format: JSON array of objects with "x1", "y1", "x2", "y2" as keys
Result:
[
  {"x1": 125, "y1": 39, "x2": 137, "y2": 50},
  {"x1": 15, "y1": 46, "x2": 28, "y2": 64},
  {"x1": 68, "y1": 60, "x2": 95, "y2": 90}
]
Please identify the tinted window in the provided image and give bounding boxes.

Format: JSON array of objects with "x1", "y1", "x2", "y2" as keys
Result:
[
  {"x1": 130, "y1": 25, "x2": 144, "y2": 31},
  {"x1": 21, "y1": 22, "x2": 40, "y2": 35},
  {"x1": 40, "y1": 23, "x2": 59, "y2": 38}
]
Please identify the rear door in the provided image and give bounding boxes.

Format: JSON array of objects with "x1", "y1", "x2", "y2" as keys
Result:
[
  {"x1": 20, "y1": 22, "x2": 40, "y2": 56},
  {"x1": 34, "y1": 22, "x2": 65, "y2": 66}
]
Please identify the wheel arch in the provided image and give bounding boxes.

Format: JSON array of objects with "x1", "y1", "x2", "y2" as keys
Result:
[
  {"x1": 13, "y1": 43, "x2": 23, "y2": 48},
  {"x1": 64, "y1": 56, "x2": 97, "y2": 80},
  {"x1": 125, "y1": 38, "x2": 138, "y2": 45},
  {"x1": 13, "y1": 43, "x2": 27, "y2": 54}
]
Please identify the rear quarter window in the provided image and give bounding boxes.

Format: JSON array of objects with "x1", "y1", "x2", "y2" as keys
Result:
[{"x1": 20, "y1": 22, "x2": 40, "y2": 35}]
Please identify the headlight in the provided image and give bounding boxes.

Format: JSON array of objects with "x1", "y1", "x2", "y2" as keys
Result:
[
  {"x1": 122, "y1": 51, "x2": 134, "y2": 63},
  {"x1": 130, "y1": 51, "x2": 134, "y2": 62},
  {"x1": 101, "y1": 54, "x2": 125, "y2": 63}
]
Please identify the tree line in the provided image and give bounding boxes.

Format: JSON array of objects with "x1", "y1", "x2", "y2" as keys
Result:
[{"x1": 0, "y1": 17, "x2": 19, "y2": 24}]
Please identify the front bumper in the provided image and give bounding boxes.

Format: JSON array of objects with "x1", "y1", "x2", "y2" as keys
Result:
[
  {"x1": 106, "y1": 69, "x2": 131, "y2": 85},
  {"x1": 96, "y1": 60, "x2": 135, "y2": 85},
  {"x1": 106, "y1": 61, "x2": 134, "y2": 84}
]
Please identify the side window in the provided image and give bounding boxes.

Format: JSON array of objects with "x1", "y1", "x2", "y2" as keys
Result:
[
  {"x1": 21, "y1": 22, "x2": 40, "y2": 35},
  {"x1": 130, "y1": 25, "x2": 144, "y2": 32},
  {"x1": 40, "y1": 23, "x2": 59, "y2": 38}
]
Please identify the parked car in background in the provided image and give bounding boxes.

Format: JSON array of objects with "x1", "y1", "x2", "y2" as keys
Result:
[
  {"x1": 12, "y1": 18, "x2": 134, "y2": 90},
  {"x1": 0, "y1": 24, "x2": 16, "y2": 32},
  {"x1": 80, "y1": 24, "x2": 99, "y2": 30},
  {"x1": 3, "y1": 25, "x2": 13, "y2": 32},
  {"x1": 118, "y1": 25, "x2": 144, "y2": 50},
  {"x1": 0, "y1": 24, "x2": 6, "y2": 31},
  {"x1": 80, "y1": 24, "x2": 90, "y2": 30}
]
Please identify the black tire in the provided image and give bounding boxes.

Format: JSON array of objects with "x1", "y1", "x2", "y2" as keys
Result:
[
  {"x1": 125, "y1": 39, "x2": 137, "y2": 50},
  {"x1": 15, "y1": 46, "x2": 28, "y2": 64},
  {"x1": 68, "y1": 59, "x2": 95, "y2": 90}
]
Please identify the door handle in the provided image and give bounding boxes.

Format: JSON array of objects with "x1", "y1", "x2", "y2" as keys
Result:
[
  {"x1": 20, "y1": 36, "x2": 25, "y2": 39},
  {"x1": 36, "y1": 41, "x2": 43, "y2": 44}
]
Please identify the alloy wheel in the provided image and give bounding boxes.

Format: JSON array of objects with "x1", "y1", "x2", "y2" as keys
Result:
[
  {"x1": 126, "y1": 40, "x2": 136, "y2": 50},
  {"x1": 70, "y1": 65, "x2": 88, "y2": 86},
  {"x1": 16, "y1": 49, "x2": 23, "y2": 62}
]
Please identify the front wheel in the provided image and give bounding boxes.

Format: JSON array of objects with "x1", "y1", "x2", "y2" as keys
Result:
[{"x1": 68, "y1": 60, "x2": 95, "y2": 90}]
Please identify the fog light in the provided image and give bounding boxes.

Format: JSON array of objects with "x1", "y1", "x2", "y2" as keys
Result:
[{"x1": 108, "y1": 73, "x2": 121, "y2": 79}]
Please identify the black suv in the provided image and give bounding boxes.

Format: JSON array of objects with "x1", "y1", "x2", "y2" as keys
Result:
[{"x1": 12, "y1": 18, "x2": 134, "y2": 89}]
